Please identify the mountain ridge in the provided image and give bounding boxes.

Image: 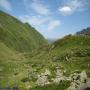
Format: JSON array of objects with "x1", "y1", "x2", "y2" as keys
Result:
[
  {"x1": 76, "y1": 27, "x2": 90, "y2": 35},
  {"x1": 0, "y1": 10, "x2": 47, "y2": 52}
]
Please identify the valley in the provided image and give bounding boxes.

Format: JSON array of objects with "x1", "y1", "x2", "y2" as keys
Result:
[{"x1": 0, "y1": 11, "x2": 90, "y2": 90}]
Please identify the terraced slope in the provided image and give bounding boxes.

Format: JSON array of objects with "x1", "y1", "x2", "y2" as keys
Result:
[{"x1": 0, "y1": 11, "x2": 47, "y2": 52}]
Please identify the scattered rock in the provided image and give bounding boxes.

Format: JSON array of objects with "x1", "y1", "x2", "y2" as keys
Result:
[
  {"x1": 67, "y1": 71, "x2": 90, "y2": 90},
  {"x1": 36, "y1": 75, "x2": 49, "y2": 86},
  {"x1": 36, "y1": 69, "x2": 50, "y2": 86}
]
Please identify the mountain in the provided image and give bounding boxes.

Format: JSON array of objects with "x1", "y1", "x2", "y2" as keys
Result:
[
  {"x1": 0, "y1": 11, "x2": 47, "y2": 52},
  {"x1": 76, "y1": 27, "x2": 90, "y2": 35},
  {"x1": 0, "y1": 10, "x2": 90, "y2": 90},
  {"x1": 0, "y1": 11, "x2": 47, "y2": 88}
]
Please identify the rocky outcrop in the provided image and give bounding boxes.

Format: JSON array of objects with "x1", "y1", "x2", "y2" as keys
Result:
[
  {"x1": 36, "y1": 69, "x2": 50, "y2": 86},
  {"x1": 67, "y1": 71, "x2": 90, "y2": 90},
  {"x1": 35, "y1": 68, "x2": 90, "y2": 90}
]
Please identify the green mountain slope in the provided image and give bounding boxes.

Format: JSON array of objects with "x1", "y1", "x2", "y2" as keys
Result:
[
  {"x1": 28, "y1": 35, "x2": 90, "y2": 90},
  {"x1": 0, "y1": 11, "x2": 47, "y2": 52},
  {"x1": 31, "y1": 35, "x2": 90, "y2": 72},
  {"x1": 0, "y1": 42, "x2": 29, "y2": 88},
  {"x1": 0, "y1": 11, "x2": 47, "y2": 88}
]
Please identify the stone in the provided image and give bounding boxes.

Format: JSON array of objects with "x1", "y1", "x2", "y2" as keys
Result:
[
  {"x1": 80, "y1": 71, "x2": 87, "y2": 83},
  {"x1": 67, "y1": 71, "x2": 90, "y2": 90},
  {"x1": 67, "y1": 82, "x2": 78, "y2": 90},
  {"x1": 36, "y1": 69, "x2": 50, "y2": 86},
  {"x1": 36, "y1": 75, "x2": 49, "y2": 86}
]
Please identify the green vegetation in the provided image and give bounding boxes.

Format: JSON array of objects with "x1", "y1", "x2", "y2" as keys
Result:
[
  {"x1": 32, "y1": 81, "x2": 70, "y2": 90},
  {"x1": 28, "y1": 35, "x2": 90, "y2": 74},
  {"x1": 0, "y1": 11, "x2": 90, "y2": 90},
  {"x1": 0, "y1": 10, "x2": 47, "y2": 87},
  {"x1": 0, "y1": 10, "x2": 47, "y2": 52}
]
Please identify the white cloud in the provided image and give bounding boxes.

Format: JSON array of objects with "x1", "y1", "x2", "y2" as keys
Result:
[
  {"x1": 47, "y1": 20, "x2": 61, "y2": 32},
  {"x1": 31, "y1": 1, "x2": 50, "y2": 15},
  {"x1": 58, "y1": 0, "x2": 89, "y2": 16},
  {"x1": 24, "y1": 0, "x2": 50, "y2": 15},
  {"x1": 59, "y1": 6, "x2": 72, "y2": 15},
  {"x1": 19, "y1": 15, "x2": 49, "y2": 26},
  {"x1": 19, "y1": 15, "x2": 61, "y2": 32},
  {"x1": 0, "y1": 0, "x2": 12, "y2": 11}
]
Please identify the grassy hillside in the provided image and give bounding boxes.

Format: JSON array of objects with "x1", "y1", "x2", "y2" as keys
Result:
[
  {"x1": 50, "y1": 35, "x2": 90, "y2": 72},
  {"x1": 20, "y1": 35, "x2": 90, "y2": 90},
  {"x1": 30, "y1": 35, "x2": 90, "y2": 73},
  {"x1": 0, "y1": 10, "x2": 90, "y2": 90},
  {"x1": 0, "y1": 42, "x2": 30, "y2": 88},
  {"x1": 0, "y1": 10, "x2": 47, "y2": 88},
  {"x1": 0, "y1": 34, "x2": 90, "y2": 89},
  {"x1": 0, "y1": 11, "x2": 47, "y2": 52}
]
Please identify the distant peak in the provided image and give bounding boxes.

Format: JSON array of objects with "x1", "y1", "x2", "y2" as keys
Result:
[{"x1": 76, "y1": 27, "x2": 90, "y2": 35}]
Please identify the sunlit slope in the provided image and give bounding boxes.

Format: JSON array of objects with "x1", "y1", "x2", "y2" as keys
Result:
[
  {"x1": 29, "y1": 35, "x2": 90, "y2": 74},
  {"x1": 0, "y1": 11, "x2": 47, "y2": 52}
]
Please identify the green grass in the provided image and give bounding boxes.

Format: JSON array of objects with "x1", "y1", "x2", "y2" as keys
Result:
[
  {"x1": 27, "y1": 35, "x2": 90, "y2": 75},
  {"x1": 0, "y1": 34, "x2": 90, "y2": 89},
  {"x1": 0, "y1": 10, "x2": 47, "y2": 52},
  {"x1": 32, "y1": 81, "x2": 70, "y2": 90},
  {"x1": 0, "y1": 10, "x2": 90, "y2": 90},
  {"x1": 0, "y1": 10, "x2": 47, "y2": 87}
]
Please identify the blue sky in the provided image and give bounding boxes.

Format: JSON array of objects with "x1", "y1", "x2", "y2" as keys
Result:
[{"x1": 0, "y1": 0, "x2": 90, "y2": 39}]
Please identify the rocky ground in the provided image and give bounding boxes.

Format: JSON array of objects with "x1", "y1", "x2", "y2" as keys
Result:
[{"x1": 29, "y1": 66, "x2": 90, "y2": 90}]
